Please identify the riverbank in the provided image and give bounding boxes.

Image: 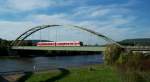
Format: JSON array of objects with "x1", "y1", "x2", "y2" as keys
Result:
[
  {"x1": 15, "y1": 64, "x2": 121, "y2": 82},
  {"x1": 0, "y1": 56, "x2": 20, "y2": 59},
  {"x1": 1, "y1": 64, "x2": 150, "y2": 82}
]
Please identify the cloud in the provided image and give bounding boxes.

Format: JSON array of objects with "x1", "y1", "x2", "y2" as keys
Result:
[
  {"x1": 73, "y1": 4, "x2": 131, "y2": 20},
  {"x1": 1, "y1": 0, "x2": 87, "y2": 12},
  {"x1": 5, "y1": 0, "x2": 50, "y2": 11},
  {"x1": 0, "y1": 12, "x2": 135, "y2": 41},
  {"x1": 0, "y1": 0, "x2": 149, "y2": 43},
  {"x1": 0, "y1": 13, "x2": 78, "y2": 40},
  {"x1": 0, "y1": 12, "x2": 148, "y2": 43},
  {"x1": 29, "y1": 14, "x2": 75, "y2": 25},
  {"x1": 0, "y1": 21, "x2": 36, "y2": 40}
]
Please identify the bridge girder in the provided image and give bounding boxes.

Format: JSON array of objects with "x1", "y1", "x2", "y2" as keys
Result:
[{"x1": 11, "y1": 25, "x2": 123, "y2": 48}]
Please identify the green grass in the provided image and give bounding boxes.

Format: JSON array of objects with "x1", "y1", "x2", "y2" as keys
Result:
[{"x1": 23, "y1": 65, "x2": 121, "y2": 82}]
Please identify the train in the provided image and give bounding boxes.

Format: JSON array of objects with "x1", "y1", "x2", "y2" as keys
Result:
[{"x1": 37, "y1": 41, "x2": 83, "y2": 46}]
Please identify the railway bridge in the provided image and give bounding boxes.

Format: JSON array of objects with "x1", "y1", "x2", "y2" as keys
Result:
[{"x1": 10, "y1": 25, "x2": 150, "y2": 53}]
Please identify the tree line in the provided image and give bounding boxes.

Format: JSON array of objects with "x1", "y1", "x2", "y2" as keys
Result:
[{"x1": 0, "y1": 38, "x2": 11, "y2": 55}]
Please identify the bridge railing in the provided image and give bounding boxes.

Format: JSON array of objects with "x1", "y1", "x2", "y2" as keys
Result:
[
  {"x1": 126, "y1": 46, "x2": 150, "y2": 51},
  {"x1": 126, "y1": 46, "x2": 150, "y2": 49}
]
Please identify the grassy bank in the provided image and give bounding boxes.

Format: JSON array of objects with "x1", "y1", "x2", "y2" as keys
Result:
[{"x1": 19, "y1": 65, "x2": 121, "y2": 82}]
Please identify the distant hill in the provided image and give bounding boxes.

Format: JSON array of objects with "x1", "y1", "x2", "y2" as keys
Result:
[
  {"x1": 0, "y1": 38, "x2": 9, "y2": 46},
  {"x1": 0, "y1": 38, "x2": 5, "y2": 41},
  {"x1": 119, "y1": 38, "x2": 150, "y2": 46},
  {"x1": 25, "y1": 40, "x2": 52, "y2": 43}
]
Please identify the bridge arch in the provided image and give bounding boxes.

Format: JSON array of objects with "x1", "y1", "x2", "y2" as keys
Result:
[{"x1": 11, "y1": 25, "x2": 123, "y2": 48}]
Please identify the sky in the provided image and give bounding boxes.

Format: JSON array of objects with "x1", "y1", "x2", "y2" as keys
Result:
[{"x1": 0, "y1": 0, "x2": 149, "y2": 42}]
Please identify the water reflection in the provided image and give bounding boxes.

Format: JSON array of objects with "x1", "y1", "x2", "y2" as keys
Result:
[{"x1": 0, "y1": 54, "x2": 103, "y2": 72}]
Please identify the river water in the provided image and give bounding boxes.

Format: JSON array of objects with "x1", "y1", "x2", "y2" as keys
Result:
[{"x1": 0, "y1": 54, "x2": 103, "y2": 72}]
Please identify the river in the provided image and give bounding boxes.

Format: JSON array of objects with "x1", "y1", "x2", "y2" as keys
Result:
[{"x1": 0, "y1": 54, "x2": 103, "y2": 72}]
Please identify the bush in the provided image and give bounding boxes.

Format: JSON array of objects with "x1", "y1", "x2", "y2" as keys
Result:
[
  {"x1": 104, "y1": 44, "x2": 147, "y2": 71},
  {"x1": 103, "y1": 44, "x2": 123, "y2": 65},
  {"x1": 126, "y1": 52, "x2": 144, "y2": 71},
  {"x1": 104, "y1": 44, "x2": 150, "y2": 82},
  {"x1": 120, "y1": 71, "x2": 146, "y2": 82},
  {"x1": 116, "y1": 52, "x2": 145, "y2": 71}
]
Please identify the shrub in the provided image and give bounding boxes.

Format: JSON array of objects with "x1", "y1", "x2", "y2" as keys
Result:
[
  {"x1": 126, "y1": 52, "x2": 144, "y2": 71},
  {"x1": 104, "y1": 44, "x2": 150, "y2": 82},
  {"x1": 103, "y1": 44, "x2": 123, "y2": 65},
  {"x1": 116, "y1": 52, "x2": 144, "y2": 71}
]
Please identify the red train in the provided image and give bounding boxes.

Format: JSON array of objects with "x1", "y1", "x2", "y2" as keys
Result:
[{"x1": 37, "y1": 41, "x2": 83, "y2": 46}]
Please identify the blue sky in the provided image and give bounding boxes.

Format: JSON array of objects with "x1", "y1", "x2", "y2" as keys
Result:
[{"x1": 0, "y1": 0, "x2": 149, "y2": 42}]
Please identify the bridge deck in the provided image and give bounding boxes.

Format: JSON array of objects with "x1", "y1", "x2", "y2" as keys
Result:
[
  {"x1": 12, "y1": 46, "x2": 106, "y2": 52},
  {"x1": 11, "y1": 46, "x2": 150, "y2": 52},
  {"x1": 126, "y1": 46, "x2": 150, "y2": 51}
]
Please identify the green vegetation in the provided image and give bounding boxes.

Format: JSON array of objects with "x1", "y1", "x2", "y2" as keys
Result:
[
  {"x1": 18, "y1": 65, "x2": 121, "y2": 82},
  {"x1": 1, "y1": 38, "x2": 150, "y2": 82},
  {"x1": 0, "y1": 38, "x2": 10, "y2": 55},
  {"x1": 103, "y1": 44, "x2": 124, "y2": 65},
  {"x1": 116, "y1": 52, "x2": 150, "y2": 82},
  {"x1": 104, "y1": 44, "x2": 150, "y2": 82}
]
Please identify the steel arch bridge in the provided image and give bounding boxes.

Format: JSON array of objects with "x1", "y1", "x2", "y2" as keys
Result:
[{"x1": 11, "y1": 25, "x2": 124, "y2": 51}]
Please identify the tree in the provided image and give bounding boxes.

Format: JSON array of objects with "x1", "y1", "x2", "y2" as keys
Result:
[{"x1": 103, "y1": 44, "x2": 123, "y2": 65}]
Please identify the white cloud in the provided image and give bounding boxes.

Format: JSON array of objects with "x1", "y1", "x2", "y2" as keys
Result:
[
  {"x1": 6, "y1": 0, "x2": 50, "y2": 11},
  {"x1": 29, "y1": 14, "x2": 75, "y2": 25},
  {"x1": 2, "y1": 0, "x2": 86, "y2": 12},
  {"x1": 91, "y1": 9, "x2": 111, "y2": 17},
  {"x1": 0, "y1": 0, "x2": 148, "y2": 43},
  {"x1": 73, "y1": 5, "x2": 131, "y2": 19},
  {"x1": 0, "y1": 14, "x2": 77, "y2": 40},
  {"x1": 0, "y1": 21, "x2": 36, "y2": 40},
  {"x1": 0, "y1": 12, "x2": 148, "y2": 43}
]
